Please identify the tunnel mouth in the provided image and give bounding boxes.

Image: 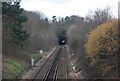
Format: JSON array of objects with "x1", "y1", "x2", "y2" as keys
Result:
[
  {"x1": 59, "y1": 40, "x2": 66, "y2": 45},
  {"x1": 58, "y1": 35, "x2": 67, "y2": 45}
]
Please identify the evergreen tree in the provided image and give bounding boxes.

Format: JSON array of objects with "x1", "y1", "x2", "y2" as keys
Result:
[{"x1": 2, "y1": 2, "x2": 29, "y2": 45}]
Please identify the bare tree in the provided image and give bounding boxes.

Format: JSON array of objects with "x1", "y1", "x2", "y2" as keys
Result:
[{"x1": 22, "y1": 10, "x2": 57, "y2": 52}]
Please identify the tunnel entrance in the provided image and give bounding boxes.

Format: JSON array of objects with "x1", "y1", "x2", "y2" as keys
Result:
[{"x1": 58, "y1": 35, "x2": 67, "y2": 45}]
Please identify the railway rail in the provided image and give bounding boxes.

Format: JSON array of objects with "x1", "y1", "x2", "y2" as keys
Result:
[{"x1": 32, "y1": 46, "x2": 68, "y2": 81}]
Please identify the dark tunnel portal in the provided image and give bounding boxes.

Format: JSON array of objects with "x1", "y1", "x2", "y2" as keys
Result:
[{"x1": 58, "y1": 36, "x2": 67, "y2": 45}]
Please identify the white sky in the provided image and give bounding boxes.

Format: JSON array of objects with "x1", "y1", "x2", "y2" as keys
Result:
[{"x1": 20, "y1": 0, "x2": 119, "y2": 19}]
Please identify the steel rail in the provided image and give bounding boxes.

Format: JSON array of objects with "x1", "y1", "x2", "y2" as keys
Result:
[
  {"x1": 42, "y1": 47, "x2": 61, "y2": 81},
  {"x1": 31, "y1": 46, "x2": 60, "y2": 81}
]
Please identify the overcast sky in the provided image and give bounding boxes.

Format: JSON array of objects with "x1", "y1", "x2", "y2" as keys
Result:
[{"x1": 20, "y1": 0, "x2": 119, "y2": 19}]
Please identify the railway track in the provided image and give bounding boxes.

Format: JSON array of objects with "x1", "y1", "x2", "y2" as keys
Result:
[
  {"x1": 32, "y1": 46, "x2": 68, "y2": 81},
  {"x1": 57, "y1": 46, "x2": 68, "y2": 79},
  {"x1": 42, "y1": 47, "x2": 61, "y2": 81}
]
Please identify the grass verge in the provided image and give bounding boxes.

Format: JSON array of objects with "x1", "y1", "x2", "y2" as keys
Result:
[{"x1": 3, "y1": 59, "x2": 28, "y2": 79}]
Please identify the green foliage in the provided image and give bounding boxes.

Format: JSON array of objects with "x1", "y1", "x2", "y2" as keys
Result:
[
  {"x1": 2, "y1": 3, "x2": 30, "y2": 79},
  {"x1": 2, "y1": 2, "x2": 29, "y2": 45},
  {"x1": 12, "y1": 26, "x2": 29, "y2": 41},
  {"x1": 85, "y1": 19, "x2": 118, "y2": 78},
  {"x1": 3, "y1": 2, "x2": 22, "y2": 16},
  {"x1": 14, "y1": 14, "x2": 28, "y2": 23},
  {"x1": 33, "y1": 55, "x2": 42, "y2": 63},
  {"x1": 3, "y1": 59, "x2": 27, "y2": 79}
]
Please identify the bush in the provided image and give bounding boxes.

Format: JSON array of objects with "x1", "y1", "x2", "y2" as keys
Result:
[
  {"x1": 85, "y1": 19, "x2": 119, "y2": 78},
  {"x1": 33, "y1": 55, "x2": 42, "y2": 63}
]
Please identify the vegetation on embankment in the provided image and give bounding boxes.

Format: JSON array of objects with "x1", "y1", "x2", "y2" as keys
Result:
[
  {"x1": 66, "y1": 7, "x2": 118, "y2": 79},
  {"x1": 3, "y1": 59, "x2": 28, "y2": 79},
  {"x1": 85, "y1": 19, "x2": 118, "y2": 78},
  {"x1": 2, "y1": 2, "x2": 57, "y2": 79},
  {"x1": 2, "y1": 2, "x2": 30, "y2": 79}
]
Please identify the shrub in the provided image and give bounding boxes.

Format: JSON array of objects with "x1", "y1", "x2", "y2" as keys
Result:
[
  {"x1": 85, "y1": 19, "x2": 119, "y2": 78},
  {"x1": 33, "y1": 55, "x2": 42, "y2": 63}
]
